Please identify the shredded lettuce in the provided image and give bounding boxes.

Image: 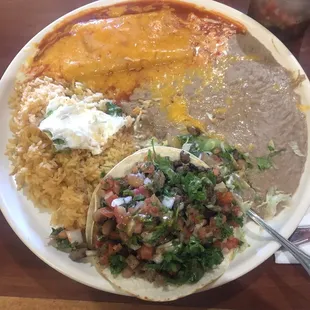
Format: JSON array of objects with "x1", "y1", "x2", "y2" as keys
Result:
[
  {"x1": 289, "y1": 141, "x2": 305, "y2": 157},
  {"x1": 225, "y1": 173, "x2": 250, "y2": 191},
  {"x1": 233, "y1": 227, "x2": 248, "y2": 253},
  {"x1": 257, "y1": 187, "x2": 291, "y2": 218}
]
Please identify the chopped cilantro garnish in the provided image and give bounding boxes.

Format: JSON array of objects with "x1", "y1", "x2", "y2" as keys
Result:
[
  {"x1": 50, "y1": 228, "x2": 77, "y2": 251},
  {"x1": 127, "y1": 235, "x2": 141, "y2": 248},
  {"x1": 256, "y1": 142, "x2": 285, "y2": 171},
  {"x1": 53, "y1": 138, "x2": 66, "y2": 145},
  {"x1": 215, "y1": 214, "x2": 234, "y2": 239},
  {"x1": 144, "y1": 223, "x2": 169, "y2": 245},
  {"x1": 146, "y1": 237, "x2": 223, "y2": 285},
  {"x1": 133, "y1": 194, "x2": 145, "y2": 201},
  {"x1": 50, "y1": 227, "x2": 64, "y2": 236},
  {"x1": 220, "y1": 224, "x2": 234, "y2": 239},
  {"x1": 100, "y1": 171, "x2": 106, "y2": 178},
  {"x1": 106, "y1": 102, "x2": 123, "y2": 116},
  {"x1": 55, "y1": 238, "x2": 77, "y2": 250},
  {"x1": 231, "y1": 215, "x2": 244, "y2": 227},
  {"x1": 182, "y1": 172, "x2": 206, "y2": 201},
  {"x1": 109, "y1": 254, "x2": 127, "y2": 275},
  {"x1": 256, "y1": 156, "x2": 273, "y2": 171},
  {"x1": 122, "y1": 189, "x2": 134, "y2": 196}
]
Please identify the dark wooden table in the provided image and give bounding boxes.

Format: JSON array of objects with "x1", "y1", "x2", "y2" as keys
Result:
[{"x1": 1, "y1": 1, "x2": 310, "y2": 309}]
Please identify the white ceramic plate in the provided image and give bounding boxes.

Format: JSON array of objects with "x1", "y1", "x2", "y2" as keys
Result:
[{"x1": 1, "y1": 0, "x2": 310, "y2": 298}]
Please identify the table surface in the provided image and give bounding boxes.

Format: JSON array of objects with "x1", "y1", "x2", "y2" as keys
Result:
[{"x1": 1, "y1": 1, "x2": 310, "y2": 310}]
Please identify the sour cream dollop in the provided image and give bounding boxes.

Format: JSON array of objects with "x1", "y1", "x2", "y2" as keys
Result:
[{"x1": 39, "y1": 96, "x2": 133, "y2": 155}]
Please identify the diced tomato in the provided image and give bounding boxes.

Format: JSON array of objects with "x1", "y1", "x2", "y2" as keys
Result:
[
  {"x1": 222, "y1": 205, "x2": 231, "y2": 213},
  {"x1": 138, "y1": 245, "x2": 154, "y2": 260},
  {"x1": 113, "y1": 181, "x2": 121, "y2": 195},
  {"x1": 224, "y1": 237, "x2": 240, "y2": 250},
  {"x1": 232, "y1": 206, "x2": 241, "y2": 216},
  {"x1": 119, "y1": 231, "x2": 129, "y2": 243},
  {"x1": 209, "y1": 217, "x2": 217, "y2": 227},
  {"x1": 104, "y1": 190, "x2": 113, "y2": 201},
  {"x1": 230, "y1": 221, "x2": 240, "y2": 228},
  {"x1": 150, "y1": 206, "x2": 160, "y2": 216},
  {"x1": 134, "y1": 186, "x2": 150, "y2": 198},
  {"x1": 214, "y1": 240, "x2": 222, "y2": 248},
  {"x1": 187, "y1": 207, "x2": 200, "y2": 224},
  {"x1": 142, "y1": 163, "x2": 155, "y2": 174},
  {"x1": 109, "y1": 231, "x2": 120, "y2": 240},
  {"x1": 142, "y1": 203, "x2": 160, "y2": 217},
  {"x1": 177, "y1": 218, "x2": 185, "y2": 230},
  {"x1": 108, "y1": 243, "x2": 122, "y2": 256},
  {"x1": 105, "y1": 192, "x2": 119, "y2": 207},
  {"x1": 128, "y1": 207, "x2": 136, "y2": 215},
  {"x1": 131, "y1": 165, "x2": 139, "y2": 174},
  {"x1": 216, "y1": 191, "x2": 234, "y2": 206},
  {"x1": 211, "y1": 155, "x2": 222, "y2": 163},
  {"x1": 150, "y1": 194, "x2": 161, "y2": 205},
  {"x1": 99, "y1": 254, "x2": 109, "y2": 265},
  {"x1": 198, "y1": 226, "x2": 212, "y2": 240},
  {"x1": 182, "y1": 226, "x2": 192, "y2": 241},
  {"x1": 213, "y1": 168, "x2": 220, "y2": 176},
  {"x1": 101, "y1": 177, "x2": 114, "y2": 190},
  {"x1": 95, "y1": 240, "x2": 104, "y2": 249},
  {"x1": 142, "y1": 195, "x2": 162, "y2": 216},
  {"x1": 114, "y1": 206, "x2": 128, "y2": 225},
  {"x1": 134, "y1": 221, "x2": 143, "y2": 234},
  {"x1": 98, "y1": 207, "x2": 115, "y2": 218}
]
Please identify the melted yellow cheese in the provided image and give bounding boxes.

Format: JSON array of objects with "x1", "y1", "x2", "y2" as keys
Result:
[{"x1": 31, "y1": 7, "x2": 237, "y2": 132}]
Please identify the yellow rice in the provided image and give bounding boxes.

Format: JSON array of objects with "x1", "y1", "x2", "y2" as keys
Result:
[{"x1": 6, "y1": 76, "x2": 136, "y2": 229}]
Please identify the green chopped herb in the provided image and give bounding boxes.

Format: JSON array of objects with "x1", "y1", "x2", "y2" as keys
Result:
[
  {"x1": 146, "y1": 237, "x2": 224, "y2": 285},
  {"x1": 44, "y1": 110, "x2": 54, "y2": 119},
  {"x1": 50, "y1": 227, "x2": 64, "y2": 236},
  {"x1": 97, "y1": 235, "x2": 106, "y2": 242},
  {"x1": 106, "y1": 102, "x2": 123, "y2": 116},
  {"x1": 100, "y1": 171, "x2": 106, "y2": 178},
  {"x1": 144, "y1": 223, "x2": 169, "y2": 245},
  {"x1": 182, "y1": 172, "x2": 206, "y2": 202},
  {"x1": 53, "y1": 138, "x2": 66, "y2": 145},
  {"x1": 256, "y1": 142, "x2": 285, "y2": 171},
  {"x1": 268, "y1": 140, "x2": 275, "y2": 152},
  {"x1": 127, "y1": 235, "x2": 141, "y2": 248},
  {"x1": 231, "y1": 215, "x2": 244, "y2": 227},
  {"x1": 122, "y1": 189, "x2": 134, "y2": 196},
  {"x1": 109, "y1": 254, "x2": 127, "y2": 275},
  {"x1": 43, "y1": 130, "x2": 53, "y2": 138},
  {"x1": 215, "y1": 214, "x2": 234, "y2": 239},
  {"x1": 55, "y1": 239, "x2": 78, "y2": 251},
  {"x1": 256, "y1": 156, "x2": 273, "y2": 171},
  {"x1": 133, "y1": 194, "x2": 145, "y2": 201}
]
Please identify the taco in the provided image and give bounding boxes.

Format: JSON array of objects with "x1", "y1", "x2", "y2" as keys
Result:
[{"x1": 86, "y1": 146, "x2": 244, "y2": 301}]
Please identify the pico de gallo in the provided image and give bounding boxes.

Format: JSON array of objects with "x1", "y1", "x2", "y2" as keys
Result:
[{"x1": 92, "y1": 149, "x2": 245, "y2": 285}]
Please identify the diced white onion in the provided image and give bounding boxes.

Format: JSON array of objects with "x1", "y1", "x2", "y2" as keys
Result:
[
  {"x1": 86, "y1": 250, "x2": 97, "y2": 257},
  {"x1": 66, "y1": 229, "x2": 83, "y2": 245},
  {"x1": 103, "y1": 191, "x2": 114, "y2": 201},
  {"x1": 144, "y1": 177, "x2": 152, "y2": 185},
  {"x1": 182, "y1": 143, "x2": 192, "y2": 152},
  {"x1": 162, "y1": 196, "x2": 175, "y2": 209},
  {"x1": 153, "y1": 241, "x2": 175, "y2": 263},
  {"x1": 134, "y1": 201, "x2": 144, "y2": 209},
  {"x1": 111, "y1": 196, "x2": 132, "y2": 207},
  {"x1": 214, "y1": 182, "x2": 227, "y2": 192}
]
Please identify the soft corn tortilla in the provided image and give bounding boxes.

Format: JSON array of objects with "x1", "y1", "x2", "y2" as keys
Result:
[{"x1": 87, "y1": 146, "x2": 232, "y2": 301}]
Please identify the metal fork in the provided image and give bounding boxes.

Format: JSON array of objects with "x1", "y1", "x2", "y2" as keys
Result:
[{"x1": 247, "y1": 209, "x2": 310, "y2": 276}]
